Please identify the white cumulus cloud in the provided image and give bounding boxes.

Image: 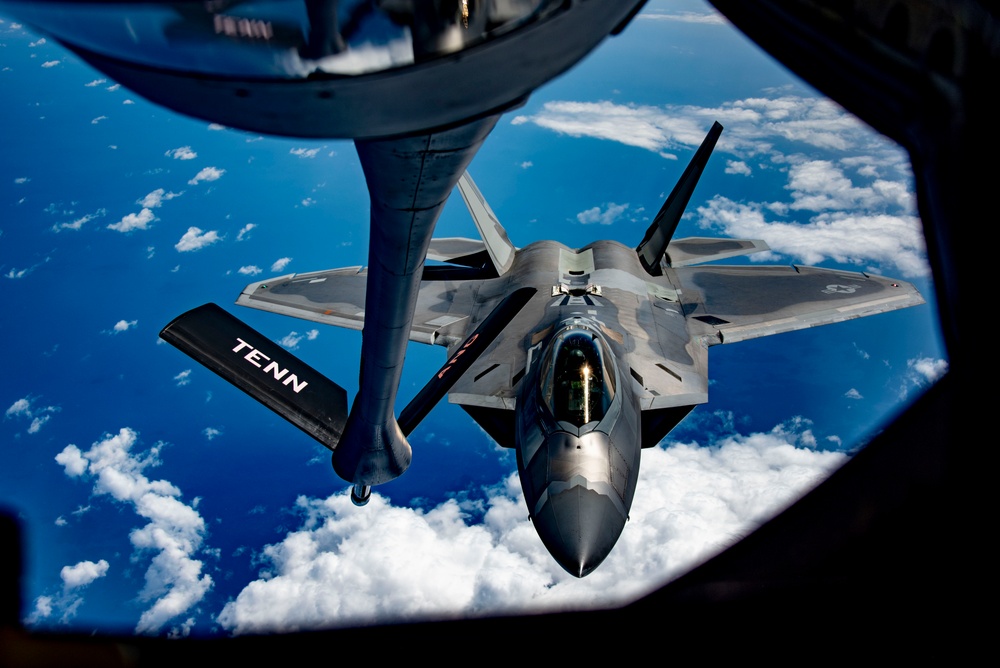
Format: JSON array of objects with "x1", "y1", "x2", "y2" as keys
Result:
[
  {"x1": 61, "y1": 559, "x2": 109, "y2": 589},
  {"x1": 187, "y1": 167, "x2": 225, "y2": 185},
  {"x1": 236, "y1": 223, "x2": 257, "y2": 241},
  {"x1": 5, "y1": 396, "x2": 59, "y2": 434},
  {"x1": 165, "y1": 146, "x2": 197, "y2": 160},
  {"x1": 217, "y1": 420, "x2": 845, "y2": 633},
  {"x1": 175, "y1": 227, "x2": 222, "y2": 252},
  {"x1": 111, "y1": 319, "x2": 138, "y2": 334},
  {"x1": 725, "y1": 160, "x2": 751, "y2": 175},
  {"x1": 577, "y1": 203, "x2": 629, "y2": 225},
  {"x1": 138, "y1": 188, "x2": 182, "y2": 209},
  {"x1": 108, "y1": 208, "x2": 155, "y2": 233},
  {"x1": 271, "y1": 257, "x2": 292, "y2": 272},
  {"x1": 238, "y1": 265, "x2": 262, "y2": 276},
  {"x1": 55, "y1": 428, "x2": 213, "y2": 634},
  {"x1": 278, "y1": 329, "x2": 318, "y2": 350}
]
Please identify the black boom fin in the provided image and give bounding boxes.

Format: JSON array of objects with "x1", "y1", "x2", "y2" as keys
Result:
[
  {"x1": 398, "y1": 287, "x2": 536, "y2": 435},
  {"x1": 160, "y1": 303, "x2": 348, "y2": 451},
  {"x1": 636, "y1": 121, "x2": 723, "y2": 275}
]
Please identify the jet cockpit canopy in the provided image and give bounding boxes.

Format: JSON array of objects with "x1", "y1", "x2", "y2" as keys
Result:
[{"x1": 538, "y1": 325, "x2": 616, "y2": 429}]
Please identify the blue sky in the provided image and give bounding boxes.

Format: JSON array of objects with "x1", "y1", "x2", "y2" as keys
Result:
[{"x1": 1, "y1": 1, "x2": 946, "y2": 636}]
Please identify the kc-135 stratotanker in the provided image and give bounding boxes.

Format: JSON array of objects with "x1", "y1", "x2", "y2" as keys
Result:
[{"x1": 162, "y1": 123, "x2": 923, "y2": 576}]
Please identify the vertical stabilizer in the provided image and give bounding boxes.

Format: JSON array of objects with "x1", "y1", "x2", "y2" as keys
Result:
[
  {"x1": 636, "y1": 121, "x2": 723, "y2": 275},
  {"x1": 457, "y1": 172, "x2": 517, "y2": 276}
]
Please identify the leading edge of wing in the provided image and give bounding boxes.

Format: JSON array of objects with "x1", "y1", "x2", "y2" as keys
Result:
[
  {"x1": 674, "y1": 264, "x2": 925, "y2": 344},
  {"x1": 237, "y1": 268, "x2": 476, "y2": 347}
]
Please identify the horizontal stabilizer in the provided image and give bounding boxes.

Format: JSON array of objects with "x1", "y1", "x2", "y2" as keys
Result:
[
  {"x1": 667, "y1": 236, "x2": 770, "y2": 266},
  {"x1": 636, "y1": 121, "x2": 723, "y2": 275},
  {"x1": 398, "y1": 287, "x2": 536, "y2": 435},
  {"x1": 159, "y1": 303, "x2": 348, "y2": 451}
]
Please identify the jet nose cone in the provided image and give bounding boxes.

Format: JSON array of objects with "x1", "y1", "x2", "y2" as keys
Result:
[{"x1": 533, "y1": 486, "x2": 626, "y2": 577}]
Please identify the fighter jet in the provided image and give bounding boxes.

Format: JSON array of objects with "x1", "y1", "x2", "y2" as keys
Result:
[{"x1": 161, "y1": 122, "x2": 923, "y2": 576}]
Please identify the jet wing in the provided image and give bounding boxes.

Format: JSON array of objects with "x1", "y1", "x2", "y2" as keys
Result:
[
  {"x1": 673, "y1": 264, "x2": 924, "y2": 344},
  {"x1": 237, "y1": 268, "x2": 478, "y2": 347}
]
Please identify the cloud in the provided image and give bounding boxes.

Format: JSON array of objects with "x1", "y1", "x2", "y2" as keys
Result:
[
  {"x1": 110, "y1": 319, "x2": 138, "y2": 334},
  {"x1": 29, "y1": 38, "x2": 47, "y2": 47},
  {"x1": 577, "y1": 203, "x2": 629, "y2": 225},
  {"x1": 236, "y1": 223, "x2": 257, "y2": 241},
  {"x1": 725, "y1": 160, "x2": 751, "y2": 175},
  {"x1": 238, "y1": 265, "x2": 262, "y2": 275},
  {"x1": 290, "y1": 147, "x2": 321, "y2": 158},
  {"x1": 61, "y1": 559, "x2": 109, "y2": 589},
  {"x1": 26, "y1": 596, "x2": 54, "y2": 625},
  {"x1": 175, "y1": 227, "x2": 222, "y2": 252},
  {"x1": 138, "y1": 188, "x2": 182, "y2": 209},
  {"x1": 217, "y1": 420, "x2": 845, "y2": 633},
  {"x1": 55, "y1": 428, "x2": 213, "y2": 634},
  {"x1": 639, "y1": 11, "x2": 726, "y2": 24},
  {"x1": 278, "y1": 329, "x2": 318, "y2": 350},
  {"x1": 187, "y1": 167, "x2": 225, "y2": 185},
  {"x1": 165, "y1": 146, "x2": 197, "y2": 160},
  {"x1": 4, "y1": 256, "x2": 51, "y2": 280},
  {"x1": 91, "y1": 115, "x2": 107, "y2": 124},
  {"x1": 203, "y1": 427, "x2": 221, "y2": 441},
  {"x1": 6, "y1": 397, "x2": 32, "y2": 418},
  {"x1": 512, "y1": 95, "x2": 889, "y2": 160},
  {"x1": 174, "y1": 370, "x2": 191, "y2": 387},
  {"x1": 785, "y1": 160, "x2": 912, "y2": 212},
  {"x1": 53, "y1": 208, "x2": 107, "y2": 232},
  {"x1": 695, "y1": 196, "x2": 928, "y2": 277},
  {"x1": 844, "y1": 388, "x2": 863, "y2": 400},
  {"x1": 5, "y1": 396, "x2": 59, "y2": 434},
  {"x1": 41, "y1": 60, "x2": 60, "y2": 68},
  {"x1": 208, "y1": 123, "x2": 226, "y2": 131},
  {"x1": 271, "y1": 257, "x2": 292, "y2": 272},
  {"x1": 519, "y1": 161, "x2": 534, "y2": 169},
  {"x1": 907, "y1": 357, "x2": 948, "y2": 384},
  {"x1": 108, "y1": 208, "x2": 155, "y2": 232},
  {"x1": 85, "y1": 79, "x2": 107, "y2": 87},
  {"x1": 14, "y1": 177, "x2": 29, "y2": 184}
]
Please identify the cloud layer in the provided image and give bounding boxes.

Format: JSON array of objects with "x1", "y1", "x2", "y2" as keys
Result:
[
  {"x1": 218, "y1": 421, "x2": 845, "y2": 633},
  {"x1": 513, "y1": 95, "x2": 927, "y2": 277},
  {"x1": 55, "y1": 428, "x2": 212, "y2": 634}
]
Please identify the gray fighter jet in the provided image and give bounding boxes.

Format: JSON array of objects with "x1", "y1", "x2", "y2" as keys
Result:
[{"x1": 162, "y1": 122, "x2": 923, "y2": 576}]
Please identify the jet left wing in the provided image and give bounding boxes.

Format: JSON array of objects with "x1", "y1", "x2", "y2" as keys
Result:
[
  {"x1": 673, "y1": 264, "x2": 925, "y2": 344},
  {"x1": 238, "y1": 268, "x2": 479, "y2": 347}
]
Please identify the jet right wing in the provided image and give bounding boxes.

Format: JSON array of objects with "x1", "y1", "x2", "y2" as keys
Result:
[{"x1": 673, "y1": 264, "x2": 925, "y2": 344}]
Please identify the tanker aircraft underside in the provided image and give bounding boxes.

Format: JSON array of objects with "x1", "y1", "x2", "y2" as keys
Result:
[{"x1": 162, "y1": 123, "x2": 923, "y2": 576}]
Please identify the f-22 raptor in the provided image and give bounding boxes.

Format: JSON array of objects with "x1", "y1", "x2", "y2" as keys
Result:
[{"x1": 162, "y1": 123, "x2": 923, "y2": 576}]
